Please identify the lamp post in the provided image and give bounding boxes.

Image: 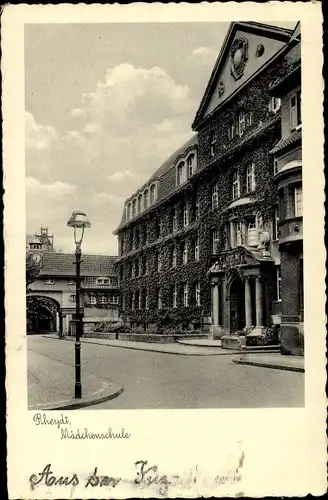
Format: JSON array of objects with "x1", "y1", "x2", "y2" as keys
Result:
[{"x1": 67, "y1": 210, "x2": 91, "y2": 399}]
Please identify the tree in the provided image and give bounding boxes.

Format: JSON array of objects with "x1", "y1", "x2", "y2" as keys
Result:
[{"x1": 26, "y1": 253, "x2": 43, "y2": 292}]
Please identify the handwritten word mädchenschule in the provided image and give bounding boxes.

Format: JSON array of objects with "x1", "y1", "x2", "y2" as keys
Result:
[{"x1": 33, "y1": 413, "x2": 71, "y2": 428}]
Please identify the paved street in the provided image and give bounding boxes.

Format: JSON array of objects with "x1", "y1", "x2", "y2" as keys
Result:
[{"x1": 27, "y1": 335, "x2": 304, "y2": 409}]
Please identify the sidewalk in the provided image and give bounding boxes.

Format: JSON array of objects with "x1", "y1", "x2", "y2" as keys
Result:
[
  {"x1": 232, "y1": 353, "x2": 304, "y2": 373},
  {"x1": 43, "y1": 334, "x2": 239, "y2": 356},
  {"x1": 28, "y1": 347, "x2": 123, "y2": 410}
]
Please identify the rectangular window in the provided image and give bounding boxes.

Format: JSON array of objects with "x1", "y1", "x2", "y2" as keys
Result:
[
  {"x1": 183, "y1": 283, "x2": 189, "y2": 307},
  {"x1": 276, "y1": 266, "x2": 282, "y2": 302},
  {"x1": 157, "y1": 252, "x2": 162, "y2": 272},
  {"x1": 290, "y1": 90, "x2": 301, "y2": 130},
  {"x1": 236, "y1": 221, "x2": 243, "y2": 246},
  {"x1": 232, "y1": 172, "x2": 240, "y2": 200},
  {"x1": 195, "y1": 283, "x2": 201, "y2": 307},
  {"x1": 131, "y1": 292, "x2": 135, "y2": 310},
  {"x1": 144, "y1": 256, "x2": 149, "y2": 276},
  {"x1": 194, "y1": 235, "x2": 200, "y2": 261},
  {"x1": 45, "y1": 279, "x2": 55, "y2": 285},
  {"x1": 212, "y1": 230, "x2": 219, "y2": 253},
  {"x1": 210, "y1": 131, "x2": 217, "y2": 157},
  {"x1": 89, "y1": 295, "x2": 96, "y2": 305},
  {"x1": 99, "y1": 296, "x2": 107, "y2": 305},
  {"x1": 172, "y1": 207, "x2": 178, "y2": 232},
  {"x1": 70, "y1": 294, "x2": 76, "y2": 303},
  {"x1": 194, "y1": 195, "x2": 200, "y2": 220},
  {"x1": 173, "y1": 284, "x2": 178, "y2": 308},
  {"x1": 110, "y1": 295, "x2": 119, "y2": 304},
  {"x1": 238, "y1": 111, "x2": 246, "y2": 136},
  {"x1": 183, "y1": 205, "x2": 189, "y2": 227},
  {"x1": 274, "y1": 159, "x2": 279, "y2": 176},
  {"x1": 294, "y1": 185, "x2": 303, "y2": 216},
  {"x1": 246, "y1": 163, "x2": 256, "y2": 193},
  {"x1": 273, "y1": 207, "x2": 279, "y2": 241},
  {"x1": 131, "y1": 262, "x2": 135, "y2": 279},
  {"x1": 172, "y1": 246, "x2": 177, "y2": 268},
  {"x1": 96, "y1": 277, "x2": 110, "y2": 286},
  {"x1": 182, "y1": 241, "x2": 188, "y2": 265},
  {"x1": 157, "y1": 289, "x2": 162, "y2": 309},
  {"x1": 228, "y1": 121, "x2": 235, "y2": 141},
  {"x1": 212, "y1": 183, "x2": 219, "y2": 209},
  {"x1": 246, "y1": 217, "x2": 258, "y2": 247},
  {"x1": 138, "y1": 291, "x2": 142, "y2": 310},
  {"x1": 145, "y1": 292, "x2": 149, "y2": 310},
  {"x1": 270, "y1": 97, "x2": 281, "y2": 113}
]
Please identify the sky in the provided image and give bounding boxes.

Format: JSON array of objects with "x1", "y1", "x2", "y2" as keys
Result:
[{"x1": 25, "y1": 21, "x2": 295, "y2": 255}]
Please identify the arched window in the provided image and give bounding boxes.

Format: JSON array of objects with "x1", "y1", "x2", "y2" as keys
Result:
[
  {"x1": 137, "y1": 193, "x2": 143, "y2": 214},
  {"x1": 232, "y1": 171, "x2": 240, "y2": 200},
  {"x1": 144, "y1": 189, "x2": 149, "y2": 210},
  {"x1": 187, "y1": 154, "x2": 196, "y2": 178},
  {"x1": 132, "y1": 199, "x2": 136, "y2": 217},
  {"x1": 150, "y1": 184, "x2": 156, "y2": 205},
  {"x1": 246, "y1": 163, "x2": 256, "y2": 193},
  {"x1": 177, "y1": 162, "x2": 186, "y2": 185}
]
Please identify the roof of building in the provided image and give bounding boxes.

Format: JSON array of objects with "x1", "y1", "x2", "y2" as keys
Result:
[
  {"x1": 192, "y1": 21, "x2": 293, "y2": 130},
  {"x1": 116, "y1": 134, "x2": 197, "y2": 229},
  {"x1": 270, "y1": 129, "x2": 302, "y2": 155},
  {"x1": 38, "y1": 252, "x2": 118, "y2": 277}
]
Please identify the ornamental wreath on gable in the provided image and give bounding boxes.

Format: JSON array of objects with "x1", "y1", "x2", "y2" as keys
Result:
[{"x1": 230, "y1": 38, "x2": 248, "y2": 80}]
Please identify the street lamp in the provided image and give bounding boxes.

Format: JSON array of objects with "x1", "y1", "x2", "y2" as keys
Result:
[{"x1": 67, "y1": 210, "x2": 91, "y2": 399}]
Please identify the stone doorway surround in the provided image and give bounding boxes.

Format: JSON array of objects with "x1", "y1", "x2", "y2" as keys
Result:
[{"x1": 208, "y1": 245, "x2": 274, "y2": 339}]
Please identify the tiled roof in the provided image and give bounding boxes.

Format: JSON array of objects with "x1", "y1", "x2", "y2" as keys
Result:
[
  {"x1": 38, "y1": 252, "x2": 118, "y2": 277},
  {"x1": 270, "y1": 129, "x2": 302, "y2": 155},
  {"x1": 116, "y1": 134, "x2": 197, "y2": 230}
]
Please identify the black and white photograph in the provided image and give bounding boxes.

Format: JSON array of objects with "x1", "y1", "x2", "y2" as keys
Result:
[
  {"x1": 25, "y1": 19, "x2": 305, "y2": 411},
  {"x1": 3, "y1": 3, "x2": 326, "y2": 499}
]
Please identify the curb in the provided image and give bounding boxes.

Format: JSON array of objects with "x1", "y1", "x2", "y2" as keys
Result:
[
  {"x1": 232, "y1": 358, "x2": 304, "y2": 373},
  {"x1": 42, "y1": 335, "x2": 240, "y2": 356},
  {"x1": 29, "y1": 380, "x2": 124, "y2": 411}
]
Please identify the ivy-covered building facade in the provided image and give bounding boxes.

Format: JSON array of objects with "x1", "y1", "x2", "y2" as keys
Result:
[{"x1": 114, "y1": 22, "x2": 303, "y2": 354}]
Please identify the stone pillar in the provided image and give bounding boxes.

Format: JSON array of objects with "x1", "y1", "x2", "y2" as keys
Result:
[
  {"x1": 253, "y1": 275, "x2": 265, "y2": 335},
  {"x1": 212, "y1": 282, "x2": 219, "y2": 326},
  {"x1": 244, "y1": 277, "x2": 252, "y2": 327},
  {"x1": 210, "y1": 280, "x2": 223, "y2": 339}
]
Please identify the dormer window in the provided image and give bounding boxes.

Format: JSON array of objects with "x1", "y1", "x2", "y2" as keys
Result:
[
  {"x1": 150, "y1": 184, "x2": 156, "y2": 205},
  {"x1": 290, "y1": 90, "x2": 301, "y2": 131},
  {"x1": 177, "y1": 161, "x2": 186, "y2": 186},
  {"x1": 137, "y1": 194, "x2": 143, "y2": 214},
  {"x1": 187, "y1": 154, "x2": 196, "y2": 178},
  {"x1": 127, "y1": 203, "x2": 132, "y2": 220},
  {"x1": 232, "y1": 171, "x2": 240, "y2": 200},
  {"x1": 96, "y1": 277, "x2": 110, "y2": 286},
  {"x1": 210, "y1": 131, "x2": 217, "y2": 157},
  {"x1": 144, "y1": 189, "x2": 149, "y2": 210},
  {"x1": 246, "y1": 163, "x2": 256, "y2": 193},
  {"x1": 132, "y1": 199, "x2": 136, "y2": 218}
]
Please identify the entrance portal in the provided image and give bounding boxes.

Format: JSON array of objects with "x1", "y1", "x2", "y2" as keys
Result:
[{"x1": 229, "y1": 276, "x2": 245, "y2": 332}]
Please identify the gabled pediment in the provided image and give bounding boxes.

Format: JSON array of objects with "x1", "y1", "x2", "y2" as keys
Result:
[{"x1": 192, "y1": 21, "x2": 293, "y2": 130}]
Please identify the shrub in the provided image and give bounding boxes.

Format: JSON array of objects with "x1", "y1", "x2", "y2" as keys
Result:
[{"x1": 94, "y1": 321, "x2": 131, "y2": 333}]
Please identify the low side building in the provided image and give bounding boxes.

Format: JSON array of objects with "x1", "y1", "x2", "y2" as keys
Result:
[{"x1": 27, "y1": 252, "x2": 120, "y2": 335}]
